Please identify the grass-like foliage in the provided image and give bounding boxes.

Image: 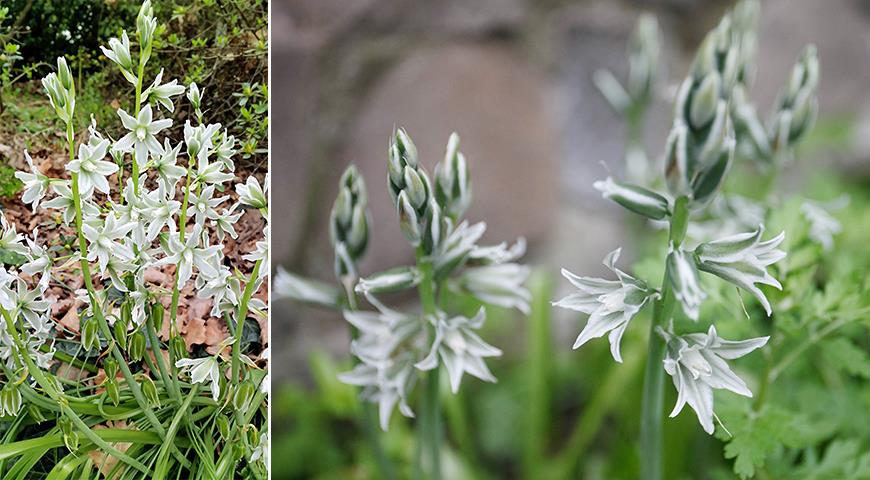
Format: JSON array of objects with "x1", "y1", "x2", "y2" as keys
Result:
[{"x1": 0, "y1": 2, "x2": 268, "y2": 478}]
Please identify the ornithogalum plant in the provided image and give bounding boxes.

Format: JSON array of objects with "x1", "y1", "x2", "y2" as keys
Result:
[
  {"x1": 555, "y1": 4, "x2": 808, "y2": 480},
  {"x1": 278, "y1": 128, "x2": 529, "y2": 479},
  {"x1": 1, "y1": 2, "x2": 268, "y2": 478}
]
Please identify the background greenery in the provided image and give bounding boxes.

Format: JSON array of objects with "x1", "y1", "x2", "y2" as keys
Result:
[{"x1": 0, "y1": 0, "x2": 267, "y2": 191}]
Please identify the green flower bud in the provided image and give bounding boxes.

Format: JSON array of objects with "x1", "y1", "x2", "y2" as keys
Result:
[
  {"x1": 355, "y1": 266, "x2": 421, "y2": 295},
  {"x1": 81, "y1": 318, "x2": 101, "y2": 352},
  {"x1": 330, "y1": 165, "x2": 370, "y2": 277},
  {"x1": 151, "y1": 303, "x2": 165, "y2": 333},
  {"x1": 187, "y1": 136, "x2": 202, "y2": 160},
  {"x1": 233, "y1": 381, "x2": 257, "y2": 415},
  {"x1": 103, "y1": 358, "x2": 119, "y2": 379},
  {"x1": 690, "y1": 73, "x2": 721, "y2": 128},
  {"x1": 347, "y1": 204, "x2": 368, "y2": 253},
  {"x1": 664, "y1": 123, "x2": 690, "y2": 197},
  {"x1": 395, "y1": 128, "x2": 418, "y2": 168},
  {"x1": 136, "y1": 1, "x2": 156, "y2": 64},
  {"x1": 105, "y1": 379, "x2": 121, "y2": 406},
  {"x1": 1, "y1": 385, "x2": 23, "y2": 417},
  {"x1": 170, "y1": 336, "x2": 187, "y2": 362},
  {"x1": 140, "y1": 375, "x2": 160, "y2": 407},
  {"x1": 333, "y1": 186, "x2": 353, "y2": 228},
  {"x1": 129, "y1": 330, "x2": 146, "y2": 362},
  {"x1": 28, "y1": 403, "x2": 47, "y2": 423},
  {"x1": 244, "y1": 425, "x2": 259, "y2": 450},
  {"x1": 113, "y1": 320, "x2": 128, "y2": 351},
  {"x1": 691, "y1": 143, "x2": 733, "y2": 208},
  {"x1": 403, "y1": 166, "x2": 427, "y2": 209},
  {"x1": 593, "y1": 177, "x2": 671, "y2": 220},
  {"x1": 59, "y1": 417, "x2": 80, "y2": 451},
  {"x1": 56, "y1": 57, "x2": 74, "y2": 94},
  {"x1": 397, "y1": 191, "x2": 420, "y2": 245},
  {"x1": 627, "y1": 13, "x2": 659, "y2": 102},
  {"x1": 434, "y1": 132, "x2": 472, "y2": 219},
  {"x1": 187, "y1": 83, "x2": 202, "y2": 111},
  {"x1": 216, "y1": 415, "x2": 232, "y2": 441}
]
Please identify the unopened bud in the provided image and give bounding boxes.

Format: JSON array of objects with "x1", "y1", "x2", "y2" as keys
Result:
[
  {"x1": 397, "y1": 191, "x2": 420, "y2": 245},
  {"x1": 435, "y1": 132, "x2": 472, "y2": 218},
  {"x1": 394, "y1": 128, "x2": 418, "y2": 168},
  {"x1": 56, "y1": 57, "x2": 74, "y2": 93},
  {"x1": 1, "y1": 385, "x2": 22, "y2": 416},
  {"x1": 129, "y1": 330, "x2": 146, "y2": 362},
  {"x1": 105, "y1": 379, "x2": 121, "y2": 406},
  {"x1": 690, "y1": 73, "x2": 721, "y2": 128},
  {"x1": 355, "y1": 266, "x2": 421, "y2": 295},
  {"x1": 103, "y1": 358, "x2": 119, "y2": 379},
  {"x1": 171, "y1": 336, "x2": 187, "y2": 361},
  {"x1": 593, "y1": 177, "x2": 670, "y2": 220},
  {"x1": 233, "y1": 381, "x2": 257, "y2": 414},
  {"x1": 82, "y1": 318, "x2": 101, "y2": 352},
  {"x1": 217, "y1": 415, "x2": 232, "y2": 441},
  {"x1": 151, "y1": 303, "x2": 165, "y2": 332},
  {"x1": 403, "y1": 166, "x2": 427, "y2": 209},
  {"x1": 140, "y1": 375, "x2": 160, "y2": 407},
  {"x1": 664, "y1": 123, "x2": 690, "y2": 197},
  {"x1": 113, "y1": 320, "x2": 128, "y2": 351}
]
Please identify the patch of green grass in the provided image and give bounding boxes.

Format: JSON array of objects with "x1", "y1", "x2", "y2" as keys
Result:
[{"x1": 0, "y1": 163, "x2": 22, "y2": 199}]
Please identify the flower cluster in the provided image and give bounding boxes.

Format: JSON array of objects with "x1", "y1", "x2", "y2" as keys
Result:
[
  {"x1": 555, "y1": 1, "x2": 791, "y2": 436},
  {"x1": 279, "y1": 129, "x2": 529, "y2": 430},
  {"x1": 2, "y1": 1, "x2": 269, "y2": 472}
]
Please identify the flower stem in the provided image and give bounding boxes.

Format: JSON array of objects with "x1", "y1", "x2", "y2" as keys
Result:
[
  {"x1": 639, "y1": 195, "x2": 688, "y2": 480},
  {"x1": 0, "y1": 308, "x2": 151, "y2": 475},
  {"x1": 65, "y1": 121, "x2": 185, "y2": 465},
  {"x1": 231, "y1": 257, "x2": 263, "y2": 388},
  {"x1": 415, "y1": 247, "x2": 441, "y2": 480},
  {"x1": 168, "y1": 163, "x2": 194, "y2": 370},
  {"x1": 145, "y1": 311, "x2": 180, "y2": 400},
  {"x1": 342, "y1": 276, "x2": 396, "y2": 480}
]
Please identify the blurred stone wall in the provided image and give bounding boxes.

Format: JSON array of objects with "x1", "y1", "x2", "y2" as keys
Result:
[{"x1": 272, "y1": 0, "x2": 870, "y2": 382}]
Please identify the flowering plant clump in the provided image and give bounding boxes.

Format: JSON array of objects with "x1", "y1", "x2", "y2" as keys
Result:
[
  {"x1": 278, "y1": 129, "x2": 529, "y2": 479},
  {"x1": 0, "y1": 3, "x2": 268, "y2": 478},
  {"x1": 555, "y1": 2, "x2": 819, "y2": 479}
]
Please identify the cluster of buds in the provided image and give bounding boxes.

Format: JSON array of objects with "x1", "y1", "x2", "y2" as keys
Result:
[
  {"x1": 725, "y1": 0, "x2": 819, "y2": 164},
  {"x1": 594, "y1": 13, "x2": 660, "y2": 117},
  {"x1": 330, "y1": 166, "x2": 369, "y2": 279},
  {"x1": 279, "y1": 128, "x2": 529, "y2": 430},
  {"x1": 594, "y1": 14, "x2": 661, "y2": 183},
  {"x1": 433, "y1": 133, "x2": 471, "y2": 219},
  {"x1": 664, "y1": 13, "x2": 744, "y2": 209},
  {"x1": 388, "y1": 128, "x2": 437, "y2": 251},
  {"x1": 556, "y1": 2, "x2": 789, "y2": 436},
  {"x1": 42, "y1": 57, "x2": 75, "y2": 123}
]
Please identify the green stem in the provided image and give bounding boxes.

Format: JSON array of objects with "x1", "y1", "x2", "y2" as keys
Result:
[
  {"x1": 342, "y1": 276, "x2": 396, "y2": 480},
  {"x1": 146, "y1": 313, "x2": 180, "y2": 400},
  {"x1": 168, "y1": 164, "x2": 194, "y2": 370},
  {"x1": 0, "y1": 309, "x2": 150, "y2": 474},
  {"x1": 231, "y1": 258, "x2": 263, "y2": 388},
  {"x1": 132, "y1": 58, "x2": 145, "y2": 196},
  {"x1": 523, "y1": 271, "x2": 551, "y2": 480},
  {"x1": 415, "y1": 247, "x2": 441, "y2": 480},
  {"x1": 639, "y1": 196, "x2": 688, "y2": 480}
]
